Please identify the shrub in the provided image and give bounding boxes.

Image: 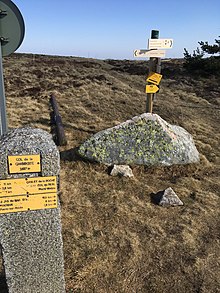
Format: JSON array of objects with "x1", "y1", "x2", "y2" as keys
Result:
[{"x1": 183, "y1": 37, "x2": 220, "y2": 76}]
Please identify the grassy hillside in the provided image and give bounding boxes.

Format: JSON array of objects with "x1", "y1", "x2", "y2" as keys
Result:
[{"x1": 0, "y1": 53, "x2": 220, "y2": 292}]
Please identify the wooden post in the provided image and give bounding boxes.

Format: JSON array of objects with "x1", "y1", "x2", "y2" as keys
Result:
[
  {"x1": 50, "y1": 94, "x2": 67, "y2": 146},
  {"x1": 146, "y1": 30, "x2": 161, "y2": 113}
]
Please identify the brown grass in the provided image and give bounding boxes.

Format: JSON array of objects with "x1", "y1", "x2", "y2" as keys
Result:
[{"x1": 1, "y1": 53, "x2": 220, "y2": 292}]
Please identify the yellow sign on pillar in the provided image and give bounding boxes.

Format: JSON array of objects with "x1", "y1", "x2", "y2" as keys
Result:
[
  {"x1": 147, "y1": 72, "x2": 163, "y2": 85},
  {"x1": 8, "y1": 154, "x2": 41, "y2": 174},
  {"x1": 0, "y1": 176, "x2": 58, "y2": 214},
  {"x1": 146, "y1": 84, "x2": 159, "y2": 94},
  {"x1": 0, "y1": 193, "x2": 57, "y2": 214}
]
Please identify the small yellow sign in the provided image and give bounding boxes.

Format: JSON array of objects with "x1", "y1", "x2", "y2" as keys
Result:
[
  {"x1": 0, "y1": 176, "x2": 57, "y2": 214},
  {"x1": 0, "y1": 193, "x2": 57, "y2": 214},
  {"x1": 146, "y1": 84, "x2": 159, "y2": 94},
  {"x1": 8, "y1": 154, "x2": 41, "y2": 174},
  {"x1": 147, "y1": 72, "x2": 163, "y2": 85}
]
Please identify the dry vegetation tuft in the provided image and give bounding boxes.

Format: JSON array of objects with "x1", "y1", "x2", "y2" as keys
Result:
[{"x1": 0, "y1": 53, "x2": 220, "y2": 292}]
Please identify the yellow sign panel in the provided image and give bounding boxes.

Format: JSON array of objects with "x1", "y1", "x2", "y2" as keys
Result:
[
  {"x1": 0, "y1": 193, "x2": 57, "y2": 214},
  {"x1": 147, "y1": 72, "x2": 163, "y2": 85},
  {"x1": 8, "y1": 155, "x2": 41, "y2": 174},
  {"x1": 0, "y1": 176, "x2": 57, "y2": 196},
  {"x1": 0, "y1": 176, "x2": 57, "y2": 214},
  {"x1": 146, "y1": 84, "x2": 159, "y2": 94}
]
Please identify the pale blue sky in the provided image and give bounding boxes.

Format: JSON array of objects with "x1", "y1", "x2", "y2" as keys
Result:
[{"x1": 14, "y1": 0, "x2": 220, "y2": 59}]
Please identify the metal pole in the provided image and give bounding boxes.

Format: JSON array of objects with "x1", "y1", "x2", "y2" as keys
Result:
[
  {"x1": 146, "y1": 30, "x2": 160, "y2": 113},
  {"x1": 0, "y1": 44, "x2": 8, "y2": 136}
]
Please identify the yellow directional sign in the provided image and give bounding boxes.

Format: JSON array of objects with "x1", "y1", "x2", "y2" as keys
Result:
[
  {"x1": 0, "y1": 193, "x2": 57, "y2": 214},
  {"x1": 0, "y1": 176, "x2": 57, "y2": 214},
  {"x1": 8, "y1": 154, "x2": 41, "y2": 174},
  {"x1": 146, "y1": 84, "x2": 159, "y2": 94},
  {"x1": 0, "y1": 176, "x2": 57, "y2": 196},
  {"x1": 147, "y1": 72, "x2": 163, "y2": 85}
]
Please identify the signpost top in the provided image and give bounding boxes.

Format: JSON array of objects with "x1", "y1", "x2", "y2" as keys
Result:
[{"x1": 151, "y1": 30, "x2": 159, "y2": 39}]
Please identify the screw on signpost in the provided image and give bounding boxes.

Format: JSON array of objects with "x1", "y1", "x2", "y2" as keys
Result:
[
  {"x1": 0, "y1": 0, "x2": 25, "y2": 136},
  {"x1": 146, "y1": 30, "x2": 161, "y2": 113}
]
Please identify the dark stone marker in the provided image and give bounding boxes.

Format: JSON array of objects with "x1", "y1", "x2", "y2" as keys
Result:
[{"x1": 0, "y1": 127, "x2": 65, "y2": 293}]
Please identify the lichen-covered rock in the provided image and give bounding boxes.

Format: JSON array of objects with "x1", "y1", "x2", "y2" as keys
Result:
[{"x1": 78, "y1": 113, "x2": 199, "y2": 166}]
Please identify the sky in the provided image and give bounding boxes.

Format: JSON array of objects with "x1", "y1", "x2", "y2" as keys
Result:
[{"x1": 13, "y1": 0, "x2": 220, "y2": 60}]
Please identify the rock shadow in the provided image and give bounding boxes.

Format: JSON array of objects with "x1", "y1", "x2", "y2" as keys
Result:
[
  {"x1": 0, "y1": 271, "x2": 8, "y2": 293},
  {"x1": 60, "y1": 147, "x2": 85, "y2": 162},
  {"x1": 150, "y1": 190, "x2": 164, "y2": 205}
]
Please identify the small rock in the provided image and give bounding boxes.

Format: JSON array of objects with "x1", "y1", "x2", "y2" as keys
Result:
[
  {"x1": 159, "y1": 187, "x2": 183, "y2": 207},
  {"x1": 110, "y1": 165, "x2": 134, "y2": 177}
]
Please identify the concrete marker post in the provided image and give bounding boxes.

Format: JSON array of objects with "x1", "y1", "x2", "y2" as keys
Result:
[{"x1": 0, "y1": 127, "x2": 66, "y2": 293}]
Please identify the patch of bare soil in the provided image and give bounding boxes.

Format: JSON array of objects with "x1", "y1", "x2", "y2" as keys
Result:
[{"x1": 1, "y1": 53, "x2": 220, "y2": 292}]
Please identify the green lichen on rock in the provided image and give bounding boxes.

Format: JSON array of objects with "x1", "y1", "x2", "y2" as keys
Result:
[{"x1": 78, "y1": 113, "x2": 199, "y2": 166}]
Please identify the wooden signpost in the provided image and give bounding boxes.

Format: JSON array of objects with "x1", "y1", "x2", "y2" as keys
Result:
[{"x1": 134, "y1": 30, "x2": 173, "y2": 113}]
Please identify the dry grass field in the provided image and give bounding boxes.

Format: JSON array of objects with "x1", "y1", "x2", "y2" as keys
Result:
[{"x1": 0, "y1": 53, "x2": 220, "y2": 292}]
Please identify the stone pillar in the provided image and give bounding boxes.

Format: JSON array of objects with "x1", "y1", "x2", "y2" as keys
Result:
[{"x1": 0, "y1": 127, "x2": 65, "y2": 293}]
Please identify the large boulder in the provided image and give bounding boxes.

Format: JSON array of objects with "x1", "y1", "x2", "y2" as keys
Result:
[{"x1": 78, "y1": 113, "x2": 199, "y2": 166}]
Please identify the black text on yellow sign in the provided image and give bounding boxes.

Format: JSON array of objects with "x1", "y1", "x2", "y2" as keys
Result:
[
  {"x1": 147, "y1": 72, "x2": 163, "y2": 85},
  {"x1": 8, "y1": 154, "x2": 41, "y2": 174},
  {"x1": 146, "y1": 84, "x2": 159, "y2": 94},
  {"x1": 0, "y1": 176, "x2": 57, "y2": 214}
]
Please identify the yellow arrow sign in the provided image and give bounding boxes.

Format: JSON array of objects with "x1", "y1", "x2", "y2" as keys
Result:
[
  {"x1": 146, "y1": 84, "x2": 159, "y2": 94},
  {"x1": 147, "y1": 72, "x2": 162, "y2": 85}
]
